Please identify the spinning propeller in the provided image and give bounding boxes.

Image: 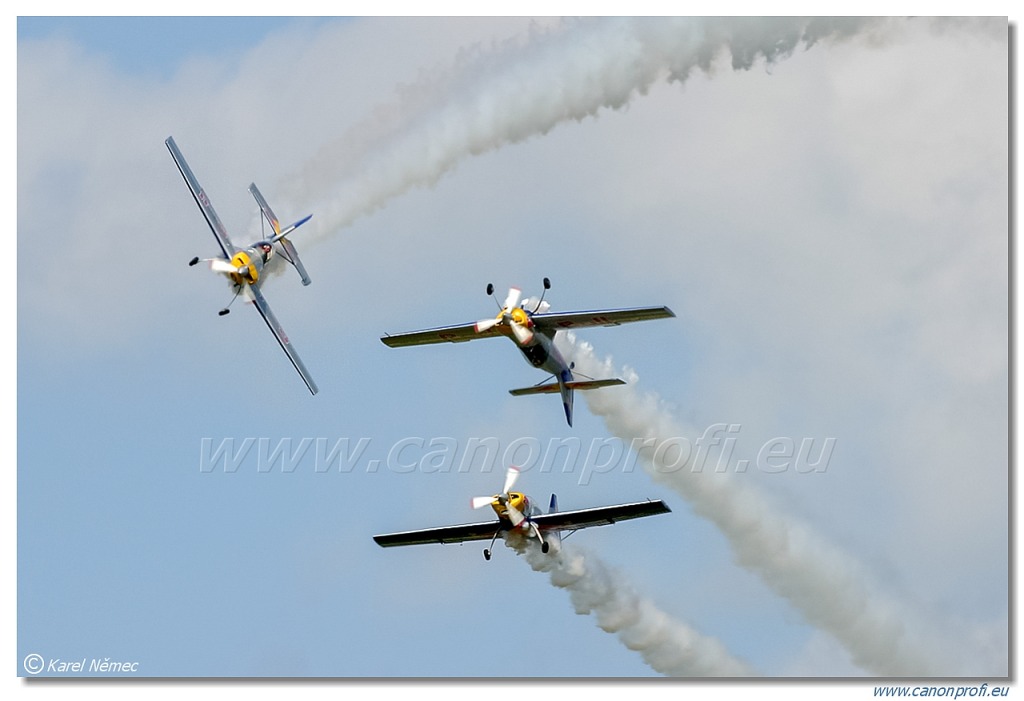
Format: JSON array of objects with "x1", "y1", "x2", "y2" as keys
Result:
[
  {"x1": 207, "y1": 259, "x2": 245, "y2": 275},
  {"x1": 188, "y1": 256, "x2": 246, "y2": 276},
  {"x1": 472, "y1": 466, "x2": 525, "y2": 527}
]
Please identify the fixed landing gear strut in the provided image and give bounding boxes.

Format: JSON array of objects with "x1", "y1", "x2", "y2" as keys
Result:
[{"x1": 483, "y1": 527, "x2": 502, "y2": 561}]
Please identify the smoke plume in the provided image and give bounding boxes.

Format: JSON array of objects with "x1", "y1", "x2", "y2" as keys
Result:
[
  {"x1": 563, "y1": 334, "x2": 997, "y2": 676},
  {"x1": 291, "y1": 17, "x2": 897, "y2": 239},
  {"x1": 506, "y1": 535, "x2": 754, "y2": 677}
]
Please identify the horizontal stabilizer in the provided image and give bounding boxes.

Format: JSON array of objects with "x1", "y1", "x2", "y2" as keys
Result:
[
  {"x1": 278, "y1": 235, "x2": 313, "y2": 286},
  {"x1": 509, "y1": 378, "x2": 625, "y2": 396},
  {"x1": 249, "y1": 183, "x2": 313, "y2": 286}
]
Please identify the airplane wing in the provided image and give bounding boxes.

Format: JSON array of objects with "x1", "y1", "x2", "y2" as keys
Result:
[
  {"x1": 373, "y1": 500, "x2": 670, "y2": 548},
  {"x1": 529, "y1": 499, "x2": 671, "y2": 532},
  {"x1": 165, "y1": 136, "x2": 236, "y2": 258},
  {"x1": 380, "y1": 322, "x2": 503, "y2": 348},
  {"x1": 379, "y1": 306, "x2": 674, "y2": 347},
  {"x1": 531, "y1": 306, "x2": 675, "y2": 331},
  {"x1": 373, "y1": 519, "x2": 502, "y2": 547},
  {"x1": 246, "y1": 284, "x2": 319, "y2": 395}
]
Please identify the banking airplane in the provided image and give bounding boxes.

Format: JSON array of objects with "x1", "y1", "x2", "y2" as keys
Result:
[
  {"x1": 380, "y1": 279, "x2": 674, "y2": 425},
  {"x1": 373, "y1": 466, "x2": 671, "y2": 560},
  {"x1": 166, "y1": 136, "x2": 318, "y2": 394}
]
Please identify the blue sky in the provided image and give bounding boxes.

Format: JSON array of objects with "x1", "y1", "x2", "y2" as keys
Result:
[{"x1": 12, "y1": 13, "x2": 1013, "y2": 695}]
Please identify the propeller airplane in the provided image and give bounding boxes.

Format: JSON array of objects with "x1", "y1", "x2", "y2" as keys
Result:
[
  {"x1": 380, "y1": 279, "x2": 674, "y2": 425},
  {"x1": 373, "y1": 466, "x2": 671, "y2": 561},
  {"x1": 166, "y1": 136, "x2": 318, "y2": 395}
]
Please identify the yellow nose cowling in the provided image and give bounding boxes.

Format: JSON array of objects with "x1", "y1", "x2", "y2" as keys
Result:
[
  {"x1": 511, "y1": 308, "x2": 530, "y2": 326},
  {"x1": 230, "y1": 251, "x2": 258, "y2": 284}
]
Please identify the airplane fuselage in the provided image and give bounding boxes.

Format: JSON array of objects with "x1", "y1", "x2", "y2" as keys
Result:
[
  {"x1": 486, "y1": 490, "x2": 563, "y2": 555},
  {"x1": 485, "y1": 307, "x2": 570, "y2": 379},
  {"x1": 489, "y1": 491, "x2": 537, "y2": 528},
  {"x1": 485, "y1": 308, "x2": 576, "y2": 425},
  {"x1": 515, "y1": 330, "x2": 568, "y2": 378}
]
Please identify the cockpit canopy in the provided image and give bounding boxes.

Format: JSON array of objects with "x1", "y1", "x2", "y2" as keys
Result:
[{"x1": 256, "y1": 241, "x2": 274, "y2": 263}]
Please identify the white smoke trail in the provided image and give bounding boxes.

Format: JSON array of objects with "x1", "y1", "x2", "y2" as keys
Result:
[
  {"x1": 289, "y1": 16, "x2": 899, "y2": 240},
  {"x1": 505, "y1": 534, "x2": 754, "y2": 677},
  {"x1": 562, "y1": 333, "x2": 992, "y2": 676}
]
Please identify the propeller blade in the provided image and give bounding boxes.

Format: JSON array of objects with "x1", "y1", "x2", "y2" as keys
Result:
[
  {"x1": 475, "y1": 317, "x2": 499, "y2": 333},
  {"x1": 471, "y1": 496, "x2": 495, "y2": 510},
  {"x1": 510, "y1": 321, "x2": 534, "y2": 346},
  {"x1": 505, "y1": 504, "x2": 525, "y2": 527},
  {"x1": 502, "y1": 287, "x2": 522, "y2": 311},
  {"x1": 209, "y1": 259, "x2": 241, "y2": 274},
  {"x1": 502, "y1": 466, "x2": 520, "y2": 495}
]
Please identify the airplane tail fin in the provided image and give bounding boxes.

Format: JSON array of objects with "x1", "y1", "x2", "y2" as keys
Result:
[
  {"x1": 559, "y1": 370, "x2": 574, "y2": 427},
  {"x1": 544, "y1": 493, "x2": 562, "y2": 554},
  {"x1": 249, "y1": 183, "x2": 313, "y2": 286}
]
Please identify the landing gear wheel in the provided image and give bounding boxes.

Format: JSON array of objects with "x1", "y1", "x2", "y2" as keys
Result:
[
  {"x1": 483, "y1": 548, "x2": 491, "y2": 561},
  {"x1": 541, "y1": 542, "x2": 550, "y2": 553}
]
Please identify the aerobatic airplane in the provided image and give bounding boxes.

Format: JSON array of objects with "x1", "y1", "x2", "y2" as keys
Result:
[
  {"x1": 373, "y1": 466, "x2": 671, "y2": 560},
  {"x1": 166, "y1": 136, "x2": 318, "y2": 394},
  {"x1": 380, "y1": 279, "x2": 674, "y2": 425}
]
